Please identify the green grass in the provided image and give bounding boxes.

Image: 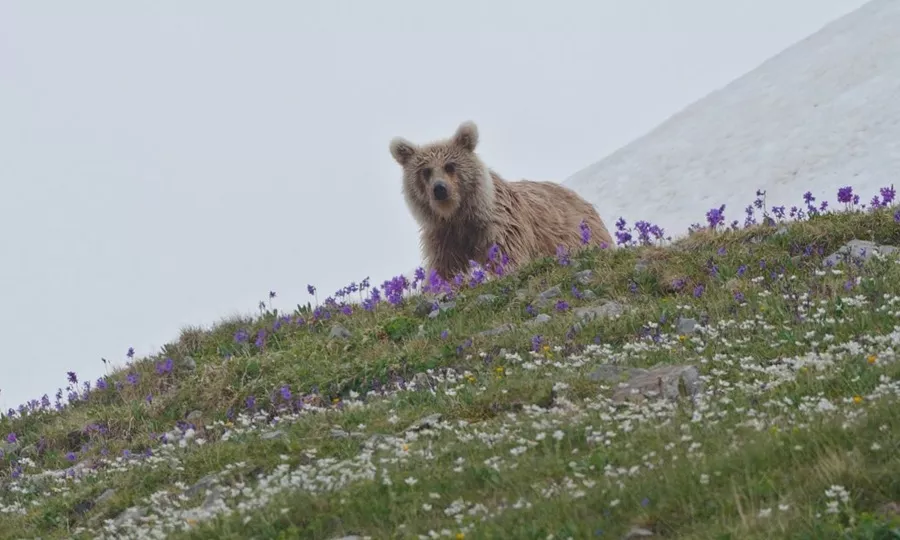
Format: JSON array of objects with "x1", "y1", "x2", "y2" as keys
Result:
[{"x1": 2, "y1": 207, "x2": 900, "y2": 540}]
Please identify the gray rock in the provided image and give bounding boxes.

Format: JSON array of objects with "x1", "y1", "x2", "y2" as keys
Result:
[
  {"x1": 534, "y1": 285, "x2": 562, "y2": 308},
  {"x1": 824, "y1": 239, "x2": 899, "y2": 267},
  {"x1": 574, "y1": 270, "x2": 593, "y2": 285},
  {"x1": 476, "y1": 294, "x2": 498, "y2": 305},
  {"x1": 95, "y1": 488, "x2": 117, "y2": 505},
  {"x1": 428, "y1": 301, "x2": 457, "y2": 318},
  {"x1": 574, "y1": 301, "x2": 625, "y2": 321},
  {"x1": 201, "y1": 487, "x2": 222, "y2": 511},
  {"x1": 610, "y1": 364, "x2": 703, "y2": 404},
  {"x1": 634, "y1": 259, "x2": 650, "y2": 273},
  {"x1": 476, "y1": 323, "x2": 516, "y2": 337},
  {"x1": 185, "y1": 410, "x2": 203, "y2": 423},
  {"x1": 260, "y1": 430, "x2": 287, "y2": 441},
  {"x1": 588, "y1": 365, "x2": 648, "y2": 384},
  {"x1": 583, "y1": 290, "x2": 597, "y2": 301},
  {"x1": 184, "y1": 473, "x2": 218, "y2": 498},
  {"x1": 329, "y1": 324, "x2": 351, "y2": 340},
  {"x1": 113, "y1": 506, "x2": 146, "y2": 527},
  {"x1": 411, "y1": 372, "x2": 432, "y2": 389},
  {"x1": 330, "y1": 428, "x2": 350, "y2": 439},
  {"x1": 538, "y1": 285, "x2": 561, "y2": 299},
  {"x1": 406, "y1": 413, "x2": 442, "y2": 433},
  {"x1": 72, "y1": 498, "x2": 95, "y2": 516},
  {"x1": 675, "y1": 317, "x2": 698, "y2": 335},
  {"x1": 514, "y1": 289, "x2": 529, "y2": 302},
  {"x1": 524, "y1": 313, "x2": 552, "y2": 327},
  {"x1": 182, "y1": 356, "x2": 197, "y2": 370},
  {"x1": 623, "y1": 527, "x2": 655, "y2": 538},
  {"x1": 414, "y1": 298, "x2": 436, "y2": 317}
]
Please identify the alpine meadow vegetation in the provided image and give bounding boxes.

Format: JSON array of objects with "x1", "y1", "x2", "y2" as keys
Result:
[{"x1": 2, "y1": 185, "x2": 900, "y2": 539}]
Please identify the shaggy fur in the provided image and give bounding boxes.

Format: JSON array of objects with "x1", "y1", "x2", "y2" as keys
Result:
[{"x1": 390, "y1": 121, "x2": 614, "y2": 279}]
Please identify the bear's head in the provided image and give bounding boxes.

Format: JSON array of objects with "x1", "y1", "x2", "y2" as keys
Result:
[{"x1": 389, "y1": 121, "x2": 494, "y2": 224}]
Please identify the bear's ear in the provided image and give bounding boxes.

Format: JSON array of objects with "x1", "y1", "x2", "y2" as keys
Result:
[
  {"x1": 452, "y1": 121, "x2": 479, "y2": 152},
  {"x1": 389, "y1": 137, "x2": 418, "y2": 166}
]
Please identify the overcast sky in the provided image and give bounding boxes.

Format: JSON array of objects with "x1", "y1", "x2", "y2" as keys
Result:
[{"x1": 0, "y1": 0, "x2": 871, "y2": 411}]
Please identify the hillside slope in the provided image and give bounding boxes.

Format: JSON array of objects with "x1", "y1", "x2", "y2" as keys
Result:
[
  {"x1": 563, "y1": 0, "x2": 900, "y2": 239},
  {"x1": 1, "y1": 186, "x2": 900, "y2": 538}
]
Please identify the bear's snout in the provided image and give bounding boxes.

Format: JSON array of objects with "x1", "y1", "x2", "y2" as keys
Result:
[{"x1": 432, "y1": 181, "x2": 449, "y2": 201}]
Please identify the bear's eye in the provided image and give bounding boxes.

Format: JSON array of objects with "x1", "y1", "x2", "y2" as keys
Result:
[
  {"x1": 443, "y1": 163, "x2": 456, "y2": 174},
  {"x1": 421, "y1": 167, "x2": 432, "y2": 181}
]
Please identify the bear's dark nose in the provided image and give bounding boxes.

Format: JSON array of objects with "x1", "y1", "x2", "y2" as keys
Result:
[{"x1": 432, "y1": 181, "x2": 448, "y2": 201}]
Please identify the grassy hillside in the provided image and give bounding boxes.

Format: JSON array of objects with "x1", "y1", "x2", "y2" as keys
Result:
[{"x1": 2, "y1": 187, "x2": 900, "y2": 539}]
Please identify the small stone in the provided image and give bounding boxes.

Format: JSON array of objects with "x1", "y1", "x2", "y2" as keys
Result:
[
  {"x1": 774, "y1": 226, "x2": 789, "y2": 236},
  {"x1": 574, "y1": 301, "x2": 625, "y2": 321},
  {"x1": 411, "y1": 372, "x2": 432, "y2": 389},
  {"x1": 72, "y1": 499, "x2": 95, "y2": 516},
  {"x1": 428, "y1": 301, "x2": 457, "y2": 318},
  {"x1": 330, "y1": 428, "x2": 350, "y2": 439},
  {"x1": 113, "y1": 507, "x2": 146, "y2": 527},
  {"x1": 95, "y1": 488, "x2": 117, "y2": 505},
  {"x1": 534, "y1": 285, "x2": 562, "y2": 308},
  {"x1": 824, "y1": 239, "x2": 899, "y2": 267},
  {"x1": 476, "y1": 294, "x2": 498, "y2": 305},
  {"x1": 413, "y1": 298, "x2": 435, "y2": 317},
  {"x1": 538, "y1": 285, "x2": 561, "y2": 299},
  {"x1": 675, "y1": 317, "x2": 698, "y2": 335},
  {"x1": 634, "y1": 259, "x2": 650, "y2": 273},
  {"x1": 514, "y1": 289, "x2": 529, "y2": 302},
  {"x1": 406, "y1": 413, "x2": 442, "y2": 432},
  {"x1": 476, "y1": 323, "x2": 516, "y2": 337},
  {"x1": 610, "y1": 364, "x2": 703, "y2": 404},
  {"x1": 588, "y1": 365, "x2": 648, "y2": 383},
  {"x1": 329, "y1": 324, "x2": 351, "y2": 340},
  {"x1": 184, "y1": 473, "x2": 218, "y2": 498},
  {"x1": 623, "y1": 527, "x2": 655, "y2": 538},
  {"x1": 260, "y1": 430, "x2": 287, "y2": 441},
  {"x1": 182, "y1": 356, "x2": 197, "y2": 370},
  {"x1": 574, "y1": 270, "x2": 593, "y2": 285},
  {"x1": 185, "y1": 410, "x2": 203, "y2": 423},
  {"x1": 583, "y1": 290, "x2": 597, "y2": 300},
  {"x1": 524, "y1": 313, "x2": 552, "y2": 327}
]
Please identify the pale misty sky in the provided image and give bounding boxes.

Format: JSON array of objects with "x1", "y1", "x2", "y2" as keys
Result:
[{"x1": 0, "y1": 0, "x2": 870, "y2": 411}]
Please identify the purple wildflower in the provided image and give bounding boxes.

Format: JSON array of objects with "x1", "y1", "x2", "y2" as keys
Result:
[
  {"x1": 837, "y1": 186, "x2": 854, "y2": 204},
  {"x1": 579, "y1": 219, "x2": 592, "y2": 245},
  {"x1": 556, "y1": 245, "x2": 570, "y2": 266},
  {"x1": 693, "y1": 284, "x2": 705, "y2": 298},
  {"x1": 6, "y1": 433, "x2": 16, "y2": 444},
  {"x1": 126, "y1": 347, "x2": 135, "y2": 360},
  {"x1": 531, "y1": 335, "x2": 544, "y2": 352},
  {"x1": 880, "y1": 185, "x2": 896, "y2": 205},
  {"x1": 279, "y1": 385, "x2": 292, "y2": 401},
  {"x1": 66, "y1": 371, "x2": 78, "y2": 385},
  {"x1": 555, "y1": 300, "x2": 569, "y2": 312},
  {"x1": 245, "y1": 395, "x2": 256, "y2": 410},
  {"x1": 705, "y1": 205, "x2": 726, "y2": 229},
  {"x1": 234, "y1": 329, "x2": 249, "y2": 343}
]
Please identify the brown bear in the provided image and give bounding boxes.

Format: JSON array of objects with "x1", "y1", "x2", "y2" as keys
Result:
[{"x1": 389, "y1": 121, "x2": 614, "y2": 280}]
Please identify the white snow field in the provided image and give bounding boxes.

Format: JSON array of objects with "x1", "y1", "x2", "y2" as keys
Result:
[{"x1": 563, "y1": 0, "x2": 900, "y2": 241}]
